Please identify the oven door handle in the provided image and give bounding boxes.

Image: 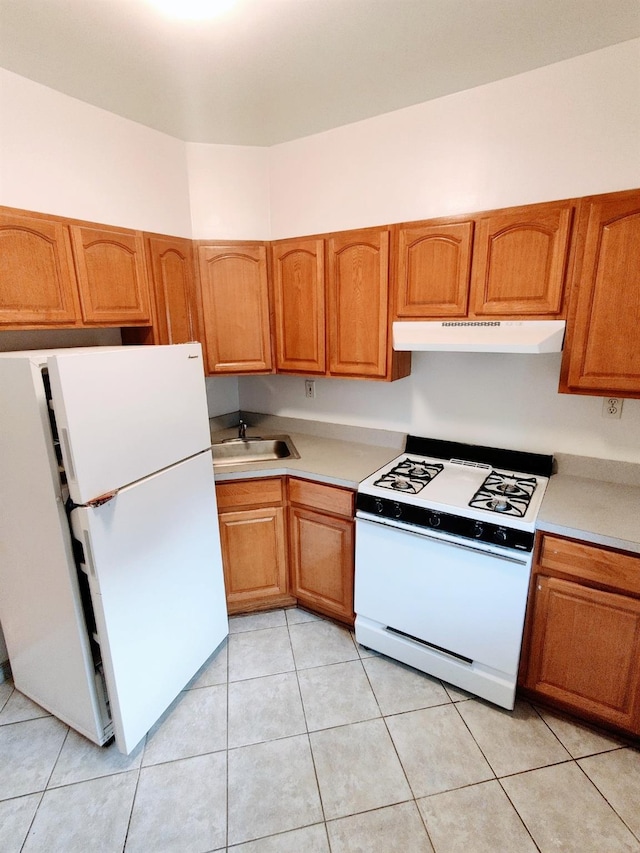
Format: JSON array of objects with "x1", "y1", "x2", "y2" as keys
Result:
[{"x1": 355, "y1": 513, "x2": 529, "y2": 566}]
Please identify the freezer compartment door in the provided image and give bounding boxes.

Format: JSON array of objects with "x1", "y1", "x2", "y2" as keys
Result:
[
  {"x1": 48, "y1": 343, "x2": 210, "y2": 505},
  {"x1": 72, "y1": 451, "x2": 228, "y2": 754}
]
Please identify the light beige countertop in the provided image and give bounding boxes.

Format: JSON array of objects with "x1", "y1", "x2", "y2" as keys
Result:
[
  {"x1": 209, "y1": 414, "x2": 640, "y2": 555},
  {"x1": 209, "y1": 412, "x2": 403, "y2": 490},
  {"x1": 538, "y1": 454, "x2": 640, "y2": 555}
]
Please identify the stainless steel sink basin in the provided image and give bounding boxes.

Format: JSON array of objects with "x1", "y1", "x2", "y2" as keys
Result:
[{"x1": 211, "y1": 435, "x2": 300, "y2": 466}]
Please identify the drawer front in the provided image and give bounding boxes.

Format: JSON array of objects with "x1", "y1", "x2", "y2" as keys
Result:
[
  {"x1": 539, "y1": 534, "x2": 640, "y2": 596},
  {"x1": 216, "y1": 477, "x2": 284, "y2": 510},
  {"x1": 288, "y1": 477, "x2": 354, "y2": 518}
]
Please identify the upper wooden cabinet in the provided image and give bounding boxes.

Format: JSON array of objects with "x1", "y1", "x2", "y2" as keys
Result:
[
  {"x1": 470, "y1": 201, "x2": 573, "y2": 317},
  {"x1": 394, "y1": 219, "x2": 474, "y2": 318},
  {"x1": 327, "y1": 227, "x2": 410, "y2": 380},
  {"x1": 560, "y1": 188, "x2": 640, "y2": 398},
  {"x1": 0, "y1": 209, "x2": 81, "y2": 326},
  {"x1": 0, "y1": 208, "x2": 152, "y2": 329},
  {"x1": 271, "y1": 238, "x2": 326, "y2": 374},
  {"x1": 70, "y1": 224, "x2": 151, "y2": 325},
  {"x1": 145, "y1": 234, "x2": 199, "y2": 345},
  {"x1": 393, "y1": 200, "x2": 574, "y2": 321},
  {"x1": 197, "y1": 242, "x2": 273, "y2": 374}
]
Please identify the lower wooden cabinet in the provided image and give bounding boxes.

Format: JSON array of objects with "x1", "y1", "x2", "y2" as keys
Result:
[
  {"x1": 520, "y1": 534, "x2": 640, "y2": 736},
  {"x1": 215, "y1": 478, "x2": 294, "y2": 614},
  {"x1": 215, "y1": 475, "x2": 356, "y2": 623},
  {"x1": 288, "y1": 478, "x2": 355, "y2": 626}
]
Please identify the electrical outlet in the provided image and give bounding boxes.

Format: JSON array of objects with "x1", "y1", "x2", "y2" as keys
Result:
[
  {"x1": 602, "y1": 397, "x2": 623, "y2": 419},
  {"x1": 305, "y1": 379, "x2": 316, "y2": 399}
]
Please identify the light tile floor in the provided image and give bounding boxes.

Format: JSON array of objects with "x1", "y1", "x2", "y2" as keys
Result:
[{"x1": 1, "y1": 607, "x2": 639, "y2": 852}]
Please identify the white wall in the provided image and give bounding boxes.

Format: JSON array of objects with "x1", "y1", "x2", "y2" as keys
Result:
[
  {"x1": 241, "y1": 39, "x2": 640, "y2": 463},
  {"x1": 186, "y1": 143, "x2": 271, "y2": 240},
  {"x1": 205, "y1": 376, "x2": 240, "y2": 417},
  {"x1": 0, "y1": 68, "x2": 193, "y2": 236},
  {"x1": 240, "y1": 355, "x2": 640, "y2": 462},
  {"x1": 1, "y1": 42, "x2": 639, "y2": 462},
  {"x1": 268, "y1": 39, "x2": 640, "y2": 237}
]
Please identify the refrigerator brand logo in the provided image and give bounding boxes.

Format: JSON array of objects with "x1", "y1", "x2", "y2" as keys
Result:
[{"x1": 442, "y1": 321, "x2": 501, "y2": 327}]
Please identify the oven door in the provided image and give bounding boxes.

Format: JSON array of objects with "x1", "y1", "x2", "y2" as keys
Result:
[{"x1": 354, "y1": 514, "x2": 532, "y2": 677}]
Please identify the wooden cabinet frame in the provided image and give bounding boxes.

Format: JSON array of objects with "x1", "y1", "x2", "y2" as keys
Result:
[
  {"x1": 519, "y1": 533, "x2": 640, "y2": 736},
  {"x1": 393, "y1": 199, "x2": 574, "y2": 323},
  {"x1": 559, "y1": 188, "x2": 640, "y2": 398},
  {"x1": 0, "y1": 206, "x2": 152, "y2": 331},
  {"x1": 288, "y1": 477, "x2": 355, "y2": 625},
  {"x1": 216, "y1": 478, "x2": 294, "y2": 614},
  {"x1": 215, "y1": 476, "x2": 356, "y2": 624},
  {"x1": 196, "y1": 241, "x2": 273, "y2": 375}
]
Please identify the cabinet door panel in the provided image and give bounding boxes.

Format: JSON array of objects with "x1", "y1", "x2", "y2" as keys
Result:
[
  {"x1": 71, "y1": 225, "x2": 151, "y2": 324},
  {"x1": 289, "y1": 506, "x2": 354, "y2": 624},
  {"x1": 471, "y1": 202, "x2": 572, "y2": 317},
  {"x1": 0, "y1": 211, "x2": 80, "y2": 326},
  {"x1": 561, "y1": 190, "x2": 640, "y2": 396},
  {"x1": 146, "y1": 235, "x2": 198, "y2": 345},
  {"x1": 272, "y1": 239, "x2": 325, "y2": 374},
  {"x1": 218, "y1": 506, "x2": 288, "y2": 610},
  {"x1": 395, "y1": 221, "x2": 473, "y2": 317},
  {"x1": 327, "y1": 229, "x2": 389, "y2": 377},
  {"x1": 526, "y1": 575, "x2": 640, "y2": 731},
  {"x1": 198, "y1": 244, "x2": 272, "y2": 374}
]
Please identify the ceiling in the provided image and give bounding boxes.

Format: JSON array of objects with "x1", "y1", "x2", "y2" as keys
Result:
[{"x1": 1, "y1": 0, "x2": 639, "y2": 146}]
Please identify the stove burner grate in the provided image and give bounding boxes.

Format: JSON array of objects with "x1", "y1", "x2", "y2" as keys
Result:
[
  {"x1": 468, "y1": 470, "x2": 538, "y2": 518},
  {"x1": 374, "y1": 459, "x2": 444, "y2": 494}
]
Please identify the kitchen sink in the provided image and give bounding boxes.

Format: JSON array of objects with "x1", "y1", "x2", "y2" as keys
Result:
[{"x1": 211, "y1": 435, "x2": 300, "y2": 466}]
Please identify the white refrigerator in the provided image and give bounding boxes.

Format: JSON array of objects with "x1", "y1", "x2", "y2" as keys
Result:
[{"x1": 0, "y1": 343, "x2": 228, "y2": 754}]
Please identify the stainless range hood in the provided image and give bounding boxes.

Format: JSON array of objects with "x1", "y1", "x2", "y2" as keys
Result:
[{"x1": 392, "y1": 320, "x2": 566, "y2": 354}]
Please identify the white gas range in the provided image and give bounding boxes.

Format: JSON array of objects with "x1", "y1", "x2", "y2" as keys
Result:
[{"x1": 354, "y1": 436, "x2": 553, "y2": 710}]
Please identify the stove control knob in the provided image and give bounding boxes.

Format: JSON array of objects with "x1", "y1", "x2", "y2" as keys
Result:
[
  {"x1": 494, "y1": 528, "x2": 508, "y2": 544},
  {"x1": 472, "y1": 521, "x2": 484, "y2": 538},
  {"x1": 428, "y1": 512, "x2": 441, "y2": 528},
  {"x1": 393, "y1": 502, "x2": 403, "y2": 519},
  {"x1": 374, "y1": 498, "x2": 384, "y2": 514}
]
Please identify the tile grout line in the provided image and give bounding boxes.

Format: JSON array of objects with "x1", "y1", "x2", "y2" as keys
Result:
[
  {"x1": 285, "y1": 608, "x2": 332, "y2": 847},
  {"x1": 356, "y1": 643, "x2": 440, "y2": 851},
  {"x1": 573, "y1": 752, "x2": 640, "y2": 843},
  {"x1": 449, "y1": 698, "x2": 546, "y2": 853}
]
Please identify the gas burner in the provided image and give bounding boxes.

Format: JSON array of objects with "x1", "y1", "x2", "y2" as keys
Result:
[
  {"x1": 374, "y1": 458, "x2": 443, "y2": 494},
  {"x1": 374, "y1": 473, "x2": 426, "y2": 494},
  {"x1": 393, "y1": 459, "x2": 444, "y2": 481},
  {"x1": 490, "y1": 498, "x2": 510, "y2": 512},
  {"x1": 469, "y1": 470, "x2": 538, "y2": 518}
]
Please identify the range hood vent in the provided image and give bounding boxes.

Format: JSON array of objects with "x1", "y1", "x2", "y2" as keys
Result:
[{"x1": 393, "y1": 320, "x2": 566, "y2": 354}]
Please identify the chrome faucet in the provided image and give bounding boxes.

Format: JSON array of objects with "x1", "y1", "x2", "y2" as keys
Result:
[{"x1": 238, "y1": 419, "x2": 247, "y2": 440}]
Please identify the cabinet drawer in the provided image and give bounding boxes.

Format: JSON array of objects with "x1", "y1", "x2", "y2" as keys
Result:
[
  {"x1": 539, "y1": 535, "x2": 640, "y2": 596},
  {"x1": 288, "y1": 478, "x2": 354, "y2": 518},
  {"x1": 216, "y1": 477, "x2": 284, "y2": 510}
]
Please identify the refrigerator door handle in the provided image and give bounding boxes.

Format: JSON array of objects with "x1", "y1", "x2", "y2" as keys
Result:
[{"x1": 86, "y1": 490, "x2": 118, "y2": 508}]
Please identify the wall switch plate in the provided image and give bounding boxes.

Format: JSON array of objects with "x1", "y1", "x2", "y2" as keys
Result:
[
  {"x1": 305, "y1": 380, "x2": 316, "y2": 399},
  {"x1": 602, "y1": 397, "x2": 623, "y2": 419}
]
